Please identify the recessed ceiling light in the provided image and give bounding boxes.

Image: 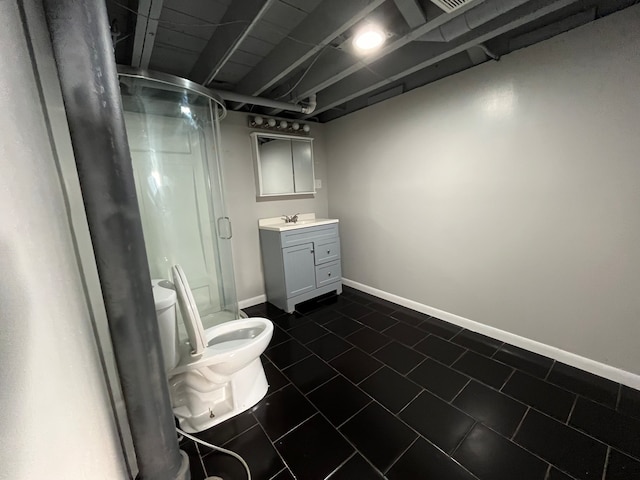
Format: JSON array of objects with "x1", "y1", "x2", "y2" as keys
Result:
[{"x1": 353, "y1": 25, "x2": 386, "y2": 52}]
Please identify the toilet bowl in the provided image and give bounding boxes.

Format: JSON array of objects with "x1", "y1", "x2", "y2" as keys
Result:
[{"x1": 153, "y1": 265, "x2": 273, "y2": 433}]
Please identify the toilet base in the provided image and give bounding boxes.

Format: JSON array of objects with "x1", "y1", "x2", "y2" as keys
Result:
[{"x1": 171, "y1": 357, "x2": 269, "y2": 433}]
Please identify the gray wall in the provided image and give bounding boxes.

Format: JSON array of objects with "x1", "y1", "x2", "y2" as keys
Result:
[
  {"x1": 325, "y1": 6, "x2": 640, "y2": 375},
  {"x1": 220, "y1": 112, "x2": 329, "y2": 303},
  {"x1": 0, "y1": 1, "x2": 129, "y2": 477}
]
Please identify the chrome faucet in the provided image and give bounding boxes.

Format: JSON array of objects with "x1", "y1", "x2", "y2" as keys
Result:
[{"x1": 282, "y1": 213, "x2": 299, "y2": 223}]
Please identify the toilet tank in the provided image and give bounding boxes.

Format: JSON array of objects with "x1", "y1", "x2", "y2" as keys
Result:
[{"x1": 152, "y1": 279, "x2": 179, "y2": 371}]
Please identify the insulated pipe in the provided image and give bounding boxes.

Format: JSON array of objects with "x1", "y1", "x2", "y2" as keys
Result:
[
  {"x1": 419, "y1": 0, "x2": 530, "y2": 42},
  {"x1": 211, "y1": 88, "x2": 311, "y2": 113},
  {"x1": 42, "y1": 1, "x2": 186, "y2": 479}
]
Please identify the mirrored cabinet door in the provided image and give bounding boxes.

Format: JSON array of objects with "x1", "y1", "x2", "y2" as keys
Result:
[{"x1": 252, "y1": 132, "x2": 315, "y2": 198}]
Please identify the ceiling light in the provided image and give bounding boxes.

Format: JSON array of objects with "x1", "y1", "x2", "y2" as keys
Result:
[
  {"x1": 353, "y1": 25, "x2": 385, "y2": 52},
  {"x1": 180, "y1": 105, "x2": 191, "y2": 115}
]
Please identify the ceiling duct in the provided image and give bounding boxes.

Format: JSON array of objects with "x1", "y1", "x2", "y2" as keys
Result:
[
  {"x1": 421, "y1": 0, "x2": 530, "y2": 41},
  {"x1": 430, "y1": 0, "x2": 475, "y2": 13}
]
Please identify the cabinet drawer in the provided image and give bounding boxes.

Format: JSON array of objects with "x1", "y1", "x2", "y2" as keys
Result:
[
  {"x1": 314, "y1": 238, "x2": 340, "y2": 265},
  {"x1": 315, "y1": 261, "x2": 341, "y2": 288},
  {"x1": 280, "y1": 223, "x2": 339, "y2": 248}
]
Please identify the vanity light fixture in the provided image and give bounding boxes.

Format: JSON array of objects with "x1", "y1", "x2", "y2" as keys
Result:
[{"x1": 248, "y1": 115, "x2": 311, "y2": 135}]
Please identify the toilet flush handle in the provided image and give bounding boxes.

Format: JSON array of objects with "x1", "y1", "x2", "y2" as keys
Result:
[{"x1": 217, "y1": 217, "x2": 233, "y2": 239}]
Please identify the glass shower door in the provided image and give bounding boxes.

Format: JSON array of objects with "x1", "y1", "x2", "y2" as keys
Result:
[{"x1": 120, "y1": 75, "x2": 238, "y2": 329}]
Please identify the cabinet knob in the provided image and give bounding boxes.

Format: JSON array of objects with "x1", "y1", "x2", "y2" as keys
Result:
[
  {"x1": 327, "y1": 250, "x2": 330, "y2": 254},
  {"x1": 328, "y1": 272, "x2": 332, "y2": 276},
  {"x1": 310, "y1": 250, "x2": 314, "y2": 254}
]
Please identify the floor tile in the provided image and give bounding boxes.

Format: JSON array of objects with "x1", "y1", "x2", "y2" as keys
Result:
[
  {"x1": 453, "y1": 380, "x2": 528, "y2": 437},
  {"x1": 243, "y1": 302, "x2": 286, "y2": 320},
  {"x1": 271, "y1": 312, "x2": 310, "y2": 330},
  {"x1": 330, "y1": 348, "x2": 382, "y2": 384},
  {"x1": 324, "y1": 316, "x2": 364, "y2": 336},
  {"x1": 264, "y1": 360, "x2": 290, "y2": 395},
  {"x1": 454, "y1": 423, "x2": 547, "y2": 480},
  {"x1": 183, "y1": 442, "x2": 207, "y2": 480},
  {"x1": 618, "y1": 385, "x2": 640, "y2": 420},
  {"x1": 451, "y1": 330, "x2": 503, "y2": 356},
  {"x1": 283, "y1": 354, "x2": 337, "y2": 393},
  {"x1": 414, "y1": 334, "x2": 466, "y2": 365},
  {"x1": 547, "y1": 468, "x2": 573, "y2": 480},
  {"x1": 345, "y1": 326, "x2": 391, "y2": 353},
  {"x1": 328, "y1": 454, "x2": 384, "y2": 479},
  {"x1": 569, "y1": 396, "x2": 640, "y2": 459},
  {"x1": 359, "y1": 311, "x2": 398, "y2": 332},
  {"x1": 338, "y1": 301, "x2": 374, "y2": 320},
  {"x1": 387, "y1": 437, "x2": 476, "y2": 480},
  {"x1": 417, "y1": 316, "x2": 463, "y2": 339},
  {"x1": 408, "y1": 358, "x2": 469, "y2": 401},
  {"x1": 340, "y1": 402, "x2": 417, "y2": 472},
  {"x1": 306, "y1": 332, "x2": 352, "y2": 361},
  {"x1": 253, "y1": 384, "x2": 316, "y2": 440},
  {"x1": 270, "y1": 325, "x2": 292, "y2": 347},
  {"x1": 360, "y1": 367, "x2": 421, "y2": 413},
  {"x1": 547, "y1": 362, "x2": 619, "y2": 407},
  {"x1": 276, "y1": 415, "x2": 353, "y2": 480},
  {"x1": 400, "y1": 390, "x2": 475, "y2": 453},
  {"x1": 367, "y1": 299, "x2": 397, "y2": 315},
  {"x1": 308, "y1": 308, "x2": 346, "y2": 325},
  {"x1": 373, "y1": 341, "x2": 424, "y2": 375},
  {"x1": 194, "y1": 409, "x2": 257, "y2": 447},
  {"x1": 266, "y1": 339, "x2": 312, "y2": 369},
  {"x1": 453, "y1": 351, "x2": 513, "y2": 389},
  {"x1": 287, "y1": 321, "x2": 329, "y2": 344},
  {"x1": 271, "y1": 468, "x2": 295, "y2": 480},
  {"x1": 201, "y1": 424, "x2": 284, "y2": 480},
  {"x1": 308, "y1": 375, "x2": 371, "y2": 427},
  {"x1": 382, "y1": 322, "x2": 427, "y2": 347},
  {"x1": 502, "y1": 370, "x2": 575, "y2": 421},
  {"x1": 390, "y1": 309, "x2": 428, "y2": 326},
  {"x1": 493, "y1": 343, "x2": 553, "y2": 378},
  {"x1": 515, "y1": 409, "x2": 607, "y2": 480},
  {"x1": 606, "y1": 449, "x2": 640, "y2": 480}
]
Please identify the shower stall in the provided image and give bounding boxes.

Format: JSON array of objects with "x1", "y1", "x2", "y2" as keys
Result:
[{"x1": 118, "y1": 67, "x2": 238, "y2": 329}]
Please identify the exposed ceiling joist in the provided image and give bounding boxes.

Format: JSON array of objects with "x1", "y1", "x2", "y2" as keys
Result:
[
  {"x1": 131, "y1": 0, "x2": 164, "y2": 69},
  {"x1": 393, "y1": 0, "x2": 427, "y2": 28},
  {"x1": 189, "y1": 0, "x2": 277, "y2": 85},
  {"x1": 289, "y1": 0, "x2": 482, "y2": 102},
  {"x1": 232, "y1": 0, "x2": 387, "y2": 103},
  {"x1": 307, "y1": 0, "x2": 578, "y2": 117}
]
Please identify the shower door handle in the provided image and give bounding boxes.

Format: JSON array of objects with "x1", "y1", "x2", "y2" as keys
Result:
[{"x1": 217, "y1": 217, "x2": 233, "y2": 239}]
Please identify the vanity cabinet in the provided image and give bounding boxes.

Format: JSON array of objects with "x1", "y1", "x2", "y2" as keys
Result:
[{"x1": 260, "y1": 222, "x2": 342, "y2": 313}]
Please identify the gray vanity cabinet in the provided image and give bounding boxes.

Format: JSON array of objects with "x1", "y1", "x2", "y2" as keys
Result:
[{"x1": 260, "y1": 223, "x2": 342, "y2": 313}]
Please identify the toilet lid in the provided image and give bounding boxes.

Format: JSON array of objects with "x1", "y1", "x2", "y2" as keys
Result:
[{"x1": 171, "y1": 265, "x2": 206, "y2": 356}]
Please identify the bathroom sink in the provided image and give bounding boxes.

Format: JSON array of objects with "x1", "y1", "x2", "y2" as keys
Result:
[{"x1": 258, "y1": 214, "x2": 339, "y2": 231}]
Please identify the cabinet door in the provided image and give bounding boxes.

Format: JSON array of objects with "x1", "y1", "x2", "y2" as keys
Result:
[{"x1": 283, "y1": 243, "x2": 316, "y2": 298}]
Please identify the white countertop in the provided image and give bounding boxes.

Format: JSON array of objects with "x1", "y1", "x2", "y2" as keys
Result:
[{"x1": 258, "y1": 213, "x2": 339, "y2": 232}]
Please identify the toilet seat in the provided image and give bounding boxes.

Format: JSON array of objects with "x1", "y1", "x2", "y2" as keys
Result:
[{"x1": 171, "y1": 265, "x2": 207, "y2": 356}]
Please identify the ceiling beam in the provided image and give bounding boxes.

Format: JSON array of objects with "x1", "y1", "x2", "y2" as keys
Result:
[
  {"x1": 189, "y1": 0, "x2": 278, "y2": 85},
  {"x1": 289, "y1": 0, "x2": 482, "y2": 103},
  {"x1": 131, "y1": 0, "x2": 164, "y2": 69},
  {"x1": 306, "y1": 0, "x2": 579, "y2": 117},
  {"x1": 232, "y1": 0, "x2": 387, "y2": 104},
  {"x1": 393, "y1": 0, "x2": 427, "y2": 28}
]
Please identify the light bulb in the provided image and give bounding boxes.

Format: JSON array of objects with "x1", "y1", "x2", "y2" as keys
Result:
[
  {"x1": 254, "y1": 116, "x2": 264, "y2": 125},
  {"x1": 302, "y1": 124, "x2": 310, "y2": 133},
  {"x1": 267, "y1": 118, "x2": 276, "y2": 127},
  {"x1": 353, "y1": 25, "x2": 385, "y2": 52},
  {"x1": 292, "y1": 122, "x2": 300, "y2": 130},
  {"x1": 180, "y1": 106, "x2": 191, "y2": 115},
  {"x1": 280, "y1": 120, "x2": 288, "y2": 128}
]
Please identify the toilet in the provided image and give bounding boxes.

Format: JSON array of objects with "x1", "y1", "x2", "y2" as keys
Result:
[{"x1": 152, "y1": 265, "x2": 273, "y2": 433}]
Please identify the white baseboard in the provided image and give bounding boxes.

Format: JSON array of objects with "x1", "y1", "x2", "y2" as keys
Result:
[
  {"x1": 238, "y1": 294, "x2": 267, "y2": 310},
  {"x1": 343, "y1": 278, "x2": 640, "y2": 390}
]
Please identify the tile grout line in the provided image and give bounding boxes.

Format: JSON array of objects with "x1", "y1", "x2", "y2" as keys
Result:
[
  {"x1": 565, "y1": 395, "x2": 579, "y2": 425},
  {"x1": 499, "y1": 367, "x2": 517, "y2": 392},
  {"x1": 449, "y1": 378, "x2": 473, "y2": 404},
  {"x1": 383, "y1": 436, "x2": 419, "y2": 475},
  {"x1": 449, "y1": 420, "x2": 477, "y2": 457},
  {"x1": 323, "y1": 451, "x2": 357, "y2": 479},
  {"x1": 601, "y1": 446, "x2": 611, "y2": 480},
  {"x1": 510, "y1": 406, "x2": 530, "y2": 441},
  {"x1": 615, "y1": 383, "x2": 622, "y2": 410},
  {"x1": 544, "y1": 360, "x2": 556, "y2": 380},
  {"x1": 543, "y1": 463, "x2": 552, "y2": 480},
  {"x1": 251, "y1": 411, "x2": 298, "y2": 478}
]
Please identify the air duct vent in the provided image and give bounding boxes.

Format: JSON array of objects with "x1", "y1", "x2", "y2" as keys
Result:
[{"x1": 430, "y1": 0, "x2": 473, "y2": 13}]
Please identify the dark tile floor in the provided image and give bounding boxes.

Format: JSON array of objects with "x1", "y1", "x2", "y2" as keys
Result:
[{"x1": 182, "y1": 287, "x2": 640, "y2": 480}]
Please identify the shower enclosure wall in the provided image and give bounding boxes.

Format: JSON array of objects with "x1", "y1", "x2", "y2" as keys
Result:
[{"x1": 118, "y1": 69, "x2": 238, "y2": 331}]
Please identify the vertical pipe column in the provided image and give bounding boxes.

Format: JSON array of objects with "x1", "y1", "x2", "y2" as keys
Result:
[{"x1": 41, "y1": 1, "x2": 186, "y2": 479}]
